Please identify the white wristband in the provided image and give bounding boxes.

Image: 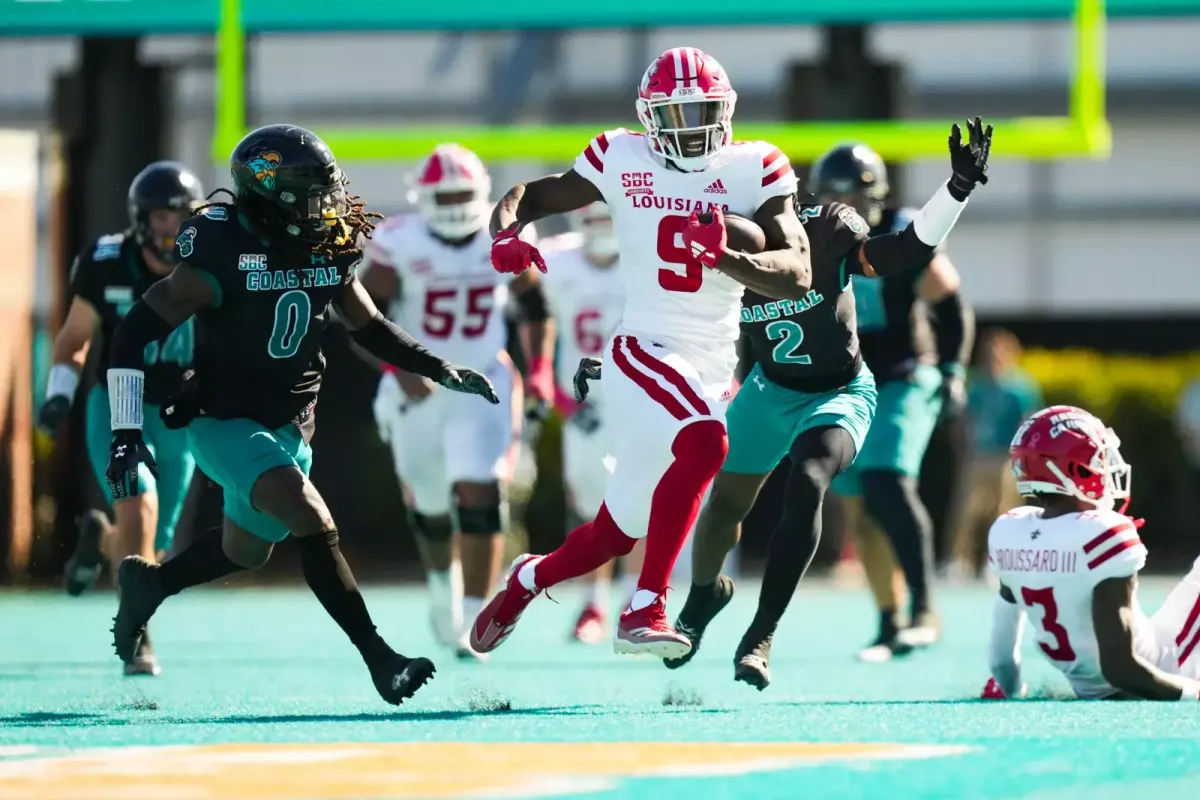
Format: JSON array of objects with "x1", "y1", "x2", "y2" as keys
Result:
[
  {"x1": 46, "y1": 364, "x2": 80, "y2": 403},
  {"x1": 107, "y1": 368, "x2": 145, "y2": 431},
  {"x1": 1180, "y1": 679, "x2": 1200, "y2": 701},
  {"x1": 911, "y1": 182, "x2": 967, "y2": 248}
]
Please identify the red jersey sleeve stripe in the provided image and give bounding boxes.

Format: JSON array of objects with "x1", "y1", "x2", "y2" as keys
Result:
[
  {"x1": 1087, "y1": 538, "x2": 1144, "y2": 571},
  {"x1": 762, "y1": 164, "x2": 793, "y2": 188},
  {"x1": 1082, "y1": 521, "x2": 1135, "y2": 554},
  {"x1": 595, "y1": 133, "x2": 610, "y2": 153},
  {"x1": 1179, "y1": 624, "x2": 1200, "y2": 667},
  {"x1": 625, "y1": 336, "x2": 711, "y2": 417},
  {"x1": 1175, "y1": 593, "x2": 1200, "y2": 647},
  {"x1": 583, "y1": 143, "x2": 604, "y2": 174},
  {"x1": 761, "y1": 148, "x2": 784, "y2": 169},
  {"x1": 610, "y1": 337, "x2": 689, "y2": 421}
]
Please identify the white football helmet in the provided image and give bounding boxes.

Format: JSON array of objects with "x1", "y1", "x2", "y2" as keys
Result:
[
  {"x1": 570, "y1": 201, "x2": 618, "y2": 261},
  {"x1": 407, "y1": 144, "x2": 491, "y2": 240},
  {"x1": 635, "y1": 47, "x2": 737, "y2": 172}
]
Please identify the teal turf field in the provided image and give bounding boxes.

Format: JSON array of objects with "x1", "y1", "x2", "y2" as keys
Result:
[{"x1": 3, "y1": 578, "x2": 1199, "y2": 798}]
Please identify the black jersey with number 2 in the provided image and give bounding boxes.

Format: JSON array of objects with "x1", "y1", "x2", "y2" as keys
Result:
[
  {"x1": 69, "y1": 231, "x2": 194, "y2": 405},
  {"x1": 739, "y1": 201, "x2": 870, "y2": 393},
  {"x1": 174, "y1": 205, "x2": 363, "y2": 433}
]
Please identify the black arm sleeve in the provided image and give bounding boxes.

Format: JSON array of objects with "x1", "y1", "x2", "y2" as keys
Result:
[
  {"x1": 513, "y1": 280, "x2": 551, "y2": 322},
  {"x1": 350, "y1": 313, "x2": 448, "y2": 380},
  {"x1": 859, "y1": 224, "x2": 938, "y2": 278},
  {"x1": 110, "y1": 300, "x2": 178, "y2": 370},
  {"x1": 932, "y1": 290, "x2": 975, "y2": 372}
]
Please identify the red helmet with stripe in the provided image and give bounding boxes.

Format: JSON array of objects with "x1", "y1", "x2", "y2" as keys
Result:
[
  {"x1": 635, "y1": 47, "x2": 736, "y2": 172},
  {"x1": 407, "y1": 143, "x2": 491, "y2": 239},
  {"x1": 1009, "y1": 405, "x2": 1131, "y2": 512}
]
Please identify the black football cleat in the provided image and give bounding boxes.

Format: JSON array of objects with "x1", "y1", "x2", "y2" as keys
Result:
[
  {"x1": 896, "y1": 609, "x2": 941, "y2": 649},
  {"x1": 663, "y1": 575, "x2": 735, "y2": 670},
  {"x1": 124, "y1": 630, "x2": 162, "y2": 677},
  {"x1": 369, "y1": 653, "x2": 436, "y2": 706},
  {"x1": 64, "y1": 510, "x2": 110, "y2": 597},
  {"x1": 733, "y1": 627, "x2": 774, "y2": 691},
  {"x1": 111, "y1": 556, "x2": 167, "y2": 667}
]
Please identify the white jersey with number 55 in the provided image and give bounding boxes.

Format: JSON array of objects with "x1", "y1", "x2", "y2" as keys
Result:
[
  {"x1": 987, "y1": 506, "x2": 1183, "y2": 699},
  {"x1": 572, "y1": 128, "x2": 797, "y2": 382}
]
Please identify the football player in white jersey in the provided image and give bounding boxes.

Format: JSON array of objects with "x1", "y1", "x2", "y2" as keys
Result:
[
  {"x1": 360, "y1": 144, "x2": 555, "y2": 659},
  {"x1": 471, "y1": 46, "x2": 818, "y2": 660},
  {"x1": 538, "y1": 202, "x2": 643, "y2": 643},
  {"x1": 983, "y1": 405, "x2": 1200, "y2": 701}
]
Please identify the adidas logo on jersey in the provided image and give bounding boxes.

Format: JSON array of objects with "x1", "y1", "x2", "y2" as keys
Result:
[{"x1": 703, "y1": 179, "x2": 727, "y2": 194}]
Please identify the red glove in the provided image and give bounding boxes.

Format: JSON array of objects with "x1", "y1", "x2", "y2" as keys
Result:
[
  {"x1": 681, "y1": 207, "x2": 728, "y2": 268},
  {"x1": 981, "y1": 677, "x2": 1026, "y2": 700},
  {"x1": 490, "y1": 223, "x2": 546, "y2": 274},
  {"x1": 526, "y1": 355, "x2": 556, "y2": 406}
]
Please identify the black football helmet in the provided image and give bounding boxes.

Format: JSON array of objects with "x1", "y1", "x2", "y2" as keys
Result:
[
  {"x1": 229, "y1": 124, "x2": 350, "y2": 246},
  {"x1": 127, "y1": 161, "x2": 205, "y2": 264},
  {"x1": 809, "y1": 143, "x2": 889, "y2": 228}
]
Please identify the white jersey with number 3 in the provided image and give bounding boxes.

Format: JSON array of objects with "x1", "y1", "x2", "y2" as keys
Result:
[
  {"x1": 572, "y1": 128, "x2": 797, "y2": 383},
  {"x1": 986, "y1": 506, "x2": 1189, "y2": 699},
  {"x1": 365, "y1": 214, "x2": 537, "y2": 370}
]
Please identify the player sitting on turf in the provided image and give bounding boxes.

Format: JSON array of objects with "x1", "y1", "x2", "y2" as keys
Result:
[
  {"x1": 815, "y1": 142, "x2": 976, "y2": 662},
  {"x1": 663, "y1": 120, "x2": 992, "y2": 690},
  {"x1": 536, "y1": 202, "x2": 638, "y2": 643},
  {"x1": 104, "y1": 124, "x2": 497, "y2": 705},
  {"x1": 360, "y1": 144, "x2": 554, "y2": 661},
  {"x1": 983, "y1": 405, "x2": 1200, "y2": 701},
  {"x1": 38, "y1": 161, "x2": 205, "y2": 676},
  {"x1": 470, "y1": 46, "x2": 812, "y2": 659}
]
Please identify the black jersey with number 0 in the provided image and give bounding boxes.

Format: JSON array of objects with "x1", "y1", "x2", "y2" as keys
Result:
[
  {"x1": 174, "y1": 205, "x2": 362, "y2": 433},
  {"x1": 69, "y1": 231, "x2": 194, "y2": 404},
  {"x1": 739, "y1": 201, "x2": 869, "y2": 393},
  {"x1": 853, "y1": 207, "x2": 939, "y2": 381}
]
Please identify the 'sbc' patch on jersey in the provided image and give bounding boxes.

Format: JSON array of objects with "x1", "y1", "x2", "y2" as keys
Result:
[{"x1": 176, "y1": 226, "x2": 197, "y2": 258}]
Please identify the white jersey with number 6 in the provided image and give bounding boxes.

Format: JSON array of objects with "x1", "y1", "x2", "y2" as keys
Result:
[
  {"x1": 989, "y1": 506, "x2": 1200, "y2": 698},
  {"x1": 573, "y1": 128, "x2": 797, "y2": 385}
]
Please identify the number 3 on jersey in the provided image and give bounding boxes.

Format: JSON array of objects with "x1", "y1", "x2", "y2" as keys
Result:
[
  {"x1": 656, "y1": 215, "x2": 703, "y2": 293},
  {"x1": 1020, "y1": 586, "x2": 1078, "y2": 662},
  {"x1": 268, "y1": 290, "x2": 312, "y2": 359}
]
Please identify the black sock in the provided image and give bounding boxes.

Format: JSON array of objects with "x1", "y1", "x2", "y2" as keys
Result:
[
  {"x1": 158, "y1": 525, "x2": 243, "y2": 597},
  {"x1": 752, "y1": 426, "x2": 857, "y2": 633},
  {"x1": 879, "y1": 608, "x2": 901, "y2": 638},
  {"x1": 298, "y1": 531, "x2": 391, "y2": 662},
  {"x1": 862, "y1": 471, "x2": 935, "y2": 614}
]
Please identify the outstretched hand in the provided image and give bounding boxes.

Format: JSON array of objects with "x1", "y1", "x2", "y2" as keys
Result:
[
  {"x1": 948, "y1": 117, "x2": 992, "y2": 198},
  {"x1": 439, "y1": 366, "x2": 499, "y2": 404}
]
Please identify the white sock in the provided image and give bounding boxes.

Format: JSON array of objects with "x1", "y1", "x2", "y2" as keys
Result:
[
  {"x1": 589, "y1": 576, "x2": 611, "y2": 608},
  {"x1": 517, "y1": 558, "x2": 541, "y2": 591},
  {"x1": 620, "y1": 573, "x2": 639, "y2": 606},
  {"x1": 462, "y1": 596, "x2": 484, "y2": 634},
  {"x1": 629, "y1": 588, "x2": 658, "y2": 612}
]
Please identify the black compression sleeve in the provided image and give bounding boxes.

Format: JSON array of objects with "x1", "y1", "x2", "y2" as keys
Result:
[
  {"x1": 351, "y1": 313, "x2": 447, "y2": 380},
  {"x1": 110, "y1": 299, "x2": 178, "y2": 371},
  {"x1": 932, "y1": 290, "x2": 974, "y2": 372},
  {"x1": 514, "y1": 281, "x2": 550, "y2": 322},
  {"x1": 859, "y1": 225, "x2": 938, "y2": 277}
]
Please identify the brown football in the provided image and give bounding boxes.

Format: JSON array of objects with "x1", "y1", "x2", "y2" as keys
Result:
[{"x1": 702, "y1": 211, "x2": 766, "y2": 254}]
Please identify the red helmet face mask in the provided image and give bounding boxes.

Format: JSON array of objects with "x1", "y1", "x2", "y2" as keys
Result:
[
  {"x1": 1009, "y1": 405, "x2": 1132, "y2": 513},
  {"x1": 635, "y1": 47, "x2": 736, "y2": 172}
]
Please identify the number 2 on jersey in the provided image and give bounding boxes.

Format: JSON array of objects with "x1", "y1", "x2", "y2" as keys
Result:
[
  {"x1": 1020, "y1": 586, "x2": 1078, "y2": 662},
  {"x1": 764, "y1": 320, "x2": 812, "y2": 365},
  {"x1": 656, "y1": 215, "x2": 703, "y2": 293},
  {"x1": 268, "y1": 290, "x2": 312, "y2": 359}
]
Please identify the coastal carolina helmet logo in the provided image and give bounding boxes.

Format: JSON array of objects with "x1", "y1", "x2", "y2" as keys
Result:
[{"x1": 246, "y1": 151, "x2": 282, "y2": 190}]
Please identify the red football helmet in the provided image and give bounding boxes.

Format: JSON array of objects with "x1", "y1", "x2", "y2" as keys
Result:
[
  {"x1": 636, "y1": 47, "x2": 736, "y2": 172},
  {"x1": 407, "y1": 143, "x2": 491, "y2": 239},
  {"x1": 1009, "y1": 405, "x2": 1131, "y2": 512},
  {"x1": 570, "y1": 201, "x2": 617, "y2": 262}
]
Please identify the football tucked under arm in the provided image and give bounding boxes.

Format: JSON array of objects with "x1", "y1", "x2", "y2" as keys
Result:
[{"x1": 712, "y1": 197, "x2": 813, "y2": 300}]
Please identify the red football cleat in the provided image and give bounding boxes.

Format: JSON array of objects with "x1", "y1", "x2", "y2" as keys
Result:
[
  {"x1": 572, "y1": 603, "x2": 606, "y2": 645},
  {"x1": 470, "y1": 554, "x2": 543, "y2": 654},
  {"x1": 981, "y1": 677, "x2": 1027, "y2": 699},
  {"x1": 614, "y1": 592, "x2": 691, "y2": 659}
]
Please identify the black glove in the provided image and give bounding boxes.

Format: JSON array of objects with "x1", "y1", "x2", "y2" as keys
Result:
[
  {"x1": 570, "y1": 401, "x2": 601, "y2": 435},
  {"x1": 938, "y1": 368, "x2": 968, "y2": 420},
  {"x1": 160, "y1": 370, "x2": 201, "y2": 430},
  {"x1": 439, "y1": 365, "x2": 499, "y2": 404},
  {"x1": 37, "y1": 395, "x2": 71, "y2": 436},
  {"x1": 574, "y1": 358, "x2": 602, "y2": 403},
  {"x1": 948, "y1": 117, "x2": 992, "y2": 200},
  {"x1": 106, "y1": 429, "x2": 158, "y2": 500}
]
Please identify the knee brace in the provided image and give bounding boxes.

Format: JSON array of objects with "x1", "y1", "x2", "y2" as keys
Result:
[
  {"x1": 409, "y1": 510, "x2": 453, "y2": 542},
  {"x1": 456, "y1": 502, "x2": 507, "y2": 536}
]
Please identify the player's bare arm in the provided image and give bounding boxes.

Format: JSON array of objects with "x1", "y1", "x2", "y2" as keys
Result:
[
  {"x1": 1093, "y1": 577, "x2": 1199, "y2": 700},
  {"x1": 490, "y1": 169, "x2": 602, "y2": 237},
  {"x1": 713, "y1": 194, "x2": 812, "y2": 300}
]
